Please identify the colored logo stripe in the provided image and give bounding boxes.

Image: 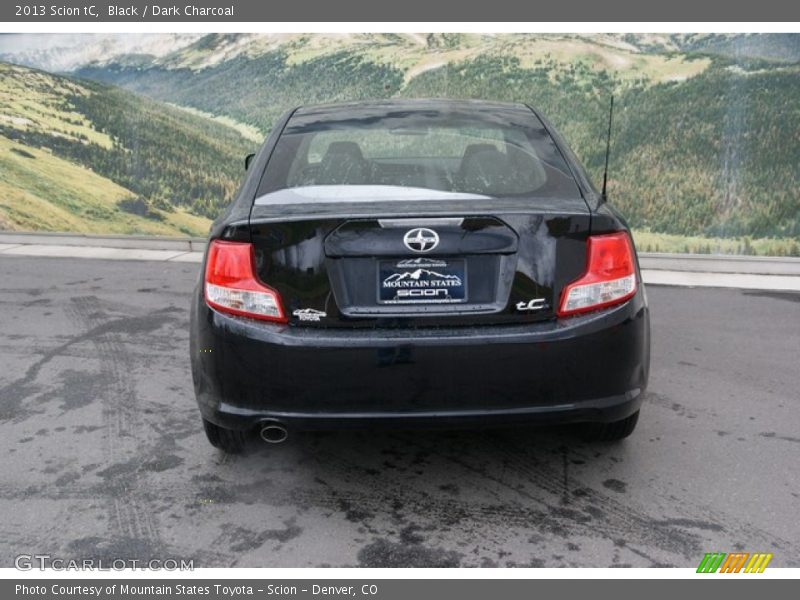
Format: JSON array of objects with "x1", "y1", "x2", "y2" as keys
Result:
[
  {"x1": 697, "y1": 552, "x2": 773, "y2": 573},
  {"x1": 744, "y1": 553, "x2": 773, "y2": 573},
  {"x1": 697, "y1": 553, "x2": 726, "y2": 573},
  {"x1": 719, "y1": 553, "x2": 749, "y2": 573}
]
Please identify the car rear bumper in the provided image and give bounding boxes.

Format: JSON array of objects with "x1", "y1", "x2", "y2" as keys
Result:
[{"x1": 190, "y1": 287, "x2": 650, "y2": 432}]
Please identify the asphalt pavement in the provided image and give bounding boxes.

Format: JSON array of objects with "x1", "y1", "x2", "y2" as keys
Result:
[{"x1": 0, "y1": 256, "x2": 798, "y2": 568}]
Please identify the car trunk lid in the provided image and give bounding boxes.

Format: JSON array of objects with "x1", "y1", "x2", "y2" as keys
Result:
[{"x1": 249, "y1": 192, "x2": 591, "y2": 328}]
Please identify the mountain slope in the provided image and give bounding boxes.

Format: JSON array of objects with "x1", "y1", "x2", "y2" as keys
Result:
[
  {"x1": 0, "y1": 136, "x2": 208, "y2": 235},
  {"x1": 402, "y1": 57, "x2": 800, "y2": 238},
  {"x1": 75, "y1": 33, "x2": 713, "y2": 131},
  {"x1": 75, "y1": 33, "x2": 800, "y2": 240},
  {"x1": 672, "y1": 33, "x2": 800, "y2": 63},
  {"x1": 3, "y1": 34, "x2": 799, "y2": 247},
  {"x1": 0, "y1": 33, "x2": 203, "y2": 73},
  {"x1": 0, "y1": 61, "x2": 256, "y2": 234}
]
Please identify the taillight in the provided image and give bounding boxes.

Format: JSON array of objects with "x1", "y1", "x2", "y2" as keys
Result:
[
  {"x1": 557, "y1": 231, "x2": 637, "y2": 317},
  {"x1": 204, "y1": 240, "x2": 287, "y2": 323}
]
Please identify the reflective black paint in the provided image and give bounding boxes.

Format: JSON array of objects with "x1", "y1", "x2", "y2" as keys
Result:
[
  {"x1": 190, "y1": 288, "x2": 649, "y2": 430},
  {"x1": 191, "y1": 99, "x2": 650, "y2": 432}
]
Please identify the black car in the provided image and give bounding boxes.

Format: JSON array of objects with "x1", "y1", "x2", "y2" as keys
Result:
[{"x1": 190, "y1": 99, "x2": 650, "y2": 453}]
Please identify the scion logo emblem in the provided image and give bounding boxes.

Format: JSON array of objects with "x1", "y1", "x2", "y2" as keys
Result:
[{"x1": 403, "y1": 228, "x2": 439, "y2": 253}]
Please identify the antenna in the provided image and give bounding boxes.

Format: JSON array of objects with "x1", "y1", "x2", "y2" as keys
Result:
[{"x1": 600, "y1": 95, "x2": 614, "y2": 204}]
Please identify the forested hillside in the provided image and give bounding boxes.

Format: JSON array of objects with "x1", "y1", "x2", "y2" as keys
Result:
[
  {"x1": 78, "y1": 50, "x2": 405, "y2": 133},
  {"x1": 76, "y1": 34, "x2": 800, "y2": 243},
  {"x1": 0, "y1": 62, "x2": 255, "y2": 234},
  {"x1": 2, "y1": 33, "x2": 798, "y2": 253},
  {"x1": 402, "y1": 57, "x2": 800, "y2": 239}
]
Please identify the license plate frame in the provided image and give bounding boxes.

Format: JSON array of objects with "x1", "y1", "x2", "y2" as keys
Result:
[{"x1": 377, "y1": 258, "x2": 467, "y2": 305}]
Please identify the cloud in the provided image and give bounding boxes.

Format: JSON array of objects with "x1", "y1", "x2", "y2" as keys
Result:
[{"x1": 0, "y1": 33, "x2": 203, "y2": 71}]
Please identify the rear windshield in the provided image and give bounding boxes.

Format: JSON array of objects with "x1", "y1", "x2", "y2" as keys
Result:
[{"x1": 257, "y1": 104, "x2": 581, "y2": 200}]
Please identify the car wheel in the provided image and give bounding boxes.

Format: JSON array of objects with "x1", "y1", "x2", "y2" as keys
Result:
[
  {"x1": 202, "y1": 418, "x2": 248, "y2": 453},
  {"x1": 581, "y1": 410, "x2": 639, "y2": 442}
]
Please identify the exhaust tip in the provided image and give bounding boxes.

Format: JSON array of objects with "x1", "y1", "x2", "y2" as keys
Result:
[{"x1": 259, "y1": 421, "x2": 288, "y2": 444}]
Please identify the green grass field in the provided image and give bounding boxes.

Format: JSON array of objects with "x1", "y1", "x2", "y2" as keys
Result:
[
  {"x1": 632, "y1": 229, "x2": 800, "y2": 257},
  {"x1": 0, "y1": 61, "x2": 252, "y2": 233},
  {"x1": 0, "y1": 136, "x2": 210, "y2": 236}
]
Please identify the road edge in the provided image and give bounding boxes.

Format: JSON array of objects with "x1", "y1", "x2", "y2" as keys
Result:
[{"x1": 3, "y1": 240, "x2": 800, "y2": 291}]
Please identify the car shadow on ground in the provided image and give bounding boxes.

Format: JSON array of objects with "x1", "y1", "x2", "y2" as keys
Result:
[{"x1": 182, "y1": 422, "x2": 671, "y2": 567}]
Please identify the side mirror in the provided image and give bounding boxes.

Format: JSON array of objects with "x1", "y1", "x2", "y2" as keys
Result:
[{"x1": 244, "y1": 153, "x2": 255, "y2": 171}]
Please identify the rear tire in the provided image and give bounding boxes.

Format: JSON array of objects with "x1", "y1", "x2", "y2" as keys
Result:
[
  {"x1": 202, "y1": 418, "x2": 248, "y2": 454},
  {"x1": 581, "y1": 410, "x2": 639, "y2": 442}
]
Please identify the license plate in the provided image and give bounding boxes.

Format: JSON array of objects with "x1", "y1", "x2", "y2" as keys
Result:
[{"x1": 378, "y1": 258, "x2": 467, "y2": 304}]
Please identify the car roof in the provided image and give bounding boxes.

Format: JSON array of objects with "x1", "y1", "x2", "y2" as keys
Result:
[{"x1": 292, "y1": 98, "x2": 532, "y2": 118}]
